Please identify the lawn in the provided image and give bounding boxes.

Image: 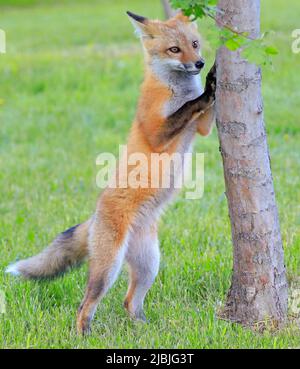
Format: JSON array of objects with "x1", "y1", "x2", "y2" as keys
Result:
[{"x1": 0, "y1": 0, "x2": 299, "y2": 348}]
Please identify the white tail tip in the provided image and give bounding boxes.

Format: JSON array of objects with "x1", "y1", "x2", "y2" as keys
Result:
[{"x1": 5, "y1": 263, "x2": 21, "y2": 276}]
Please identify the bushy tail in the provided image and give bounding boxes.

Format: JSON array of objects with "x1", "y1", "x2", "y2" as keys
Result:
[{"x1": 6, "y1": 220, "x2": 91, "y2": 279}]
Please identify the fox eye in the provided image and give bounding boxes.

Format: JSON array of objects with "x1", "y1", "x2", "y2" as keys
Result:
[
  {"x1": 169, "y1": 46, "x2": 181, "y2": 54},
  {"x1": 192, "y1": 41, "x2": 199, "y2": 49}
]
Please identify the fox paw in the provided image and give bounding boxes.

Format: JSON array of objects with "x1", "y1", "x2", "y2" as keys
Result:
[
  {"x1": 132, "y1": 310, "x2": 148, "y2": 323},
  {"x1": 205, "y1": 63, "x2": 217, "y2": 97},
  {"x1": 77, "y1": 315, "x2": 92, "y2": 336},
  {"x1": 124, "y1": 300, "x2": 148, "y2": 323}
]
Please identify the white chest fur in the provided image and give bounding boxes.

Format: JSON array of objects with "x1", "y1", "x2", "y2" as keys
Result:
[
  {"x1": 152, "y1": 67, "x2": 204, "y2": 118},
  {"x1": 163, "y1": 73, "x2": 204, "y2": 117},
  {"x1": 149, "y1": 59, "x2": 204, "y2": 117}
]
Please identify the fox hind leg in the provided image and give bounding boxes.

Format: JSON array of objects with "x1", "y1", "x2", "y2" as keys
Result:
[
  {"x1": 76, "y1": 219, "x2": 128, "y2": 335},
  {"x1": 124, "y1": 225, "x2": 160, "y2": 322}
]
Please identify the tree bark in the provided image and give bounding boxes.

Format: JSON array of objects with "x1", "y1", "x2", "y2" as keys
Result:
[
  {"x1": 216, "y1": 0, "x2": 288, "y2": 327},
  {"x1": 161, "y1": 0, "x2": 178, "y2": 19}
]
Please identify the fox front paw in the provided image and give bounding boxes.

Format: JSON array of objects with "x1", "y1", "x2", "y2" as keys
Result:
[{"x1": 205, "y1": 63, "x2": 217, "y2": 98}]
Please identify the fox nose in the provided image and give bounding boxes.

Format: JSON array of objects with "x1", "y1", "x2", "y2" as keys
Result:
[{"x1": 195, "y1": 59, "x2": 205, "y2": 70}]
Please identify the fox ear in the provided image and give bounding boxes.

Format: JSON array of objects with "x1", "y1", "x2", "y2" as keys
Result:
[
  {"x1": 173, "y1": 11, "x2": 190, "y2": 23},
  {"x1": 127, "y1": 11, "x2": 152, "y2": 38},
  {"x1": 172, "y1": 11, "x2": 198, "y2": 29}
]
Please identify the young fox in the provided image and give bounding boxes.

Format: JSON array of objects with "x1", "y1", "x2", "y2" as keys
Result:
[{"x1": 6, "y1": 11, "x2": 216, "y2": 335}]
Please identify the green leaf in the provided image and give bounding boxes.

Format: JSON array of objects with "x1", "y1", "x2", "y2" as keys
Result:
[
  {"x1": 225, "y1": 38, "x2": 241, "y2": 51},
  {"x1": 219, "y1": 28, "x2": 234, "y2": 40},
  {"x1": 265, "y1": 46, "x2": 279, "y2": 55},
  {"x1": 183, "y1": 8, "x2": 194, "y2": 16},
  {"x1": 193, "y1": 5, "x2": 206, "y2": 18},
  {"x1": 242, "y1": 41, "x2": 266, "y2": 65}
]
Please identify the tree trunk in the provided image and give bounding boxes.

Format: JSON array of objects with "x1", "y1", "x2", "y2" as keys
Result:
[
  {"x1": 216, "y1": 0, "x2": 288, "y2": 327},
  {"x1": 161, "y1": 0, "x2": 178, "y2": 19}
]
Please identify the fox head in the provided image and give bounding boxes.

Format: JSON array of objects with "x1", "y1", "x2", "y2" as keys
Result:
[{"x1": 127, "y1": 11, "x2": 205, "y2": 76}]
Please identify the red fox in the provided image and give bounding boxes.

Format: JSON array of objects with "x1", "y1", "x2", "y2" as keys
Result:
[{"x1": 6, "y1": 11, "x2": 216, "y2": 335}]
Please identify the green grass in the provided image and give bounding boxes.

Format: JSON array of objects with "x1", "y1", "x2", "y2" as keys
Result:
[{"x1": 0, "y1": 0, "x2": 300, "y2": 348}]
